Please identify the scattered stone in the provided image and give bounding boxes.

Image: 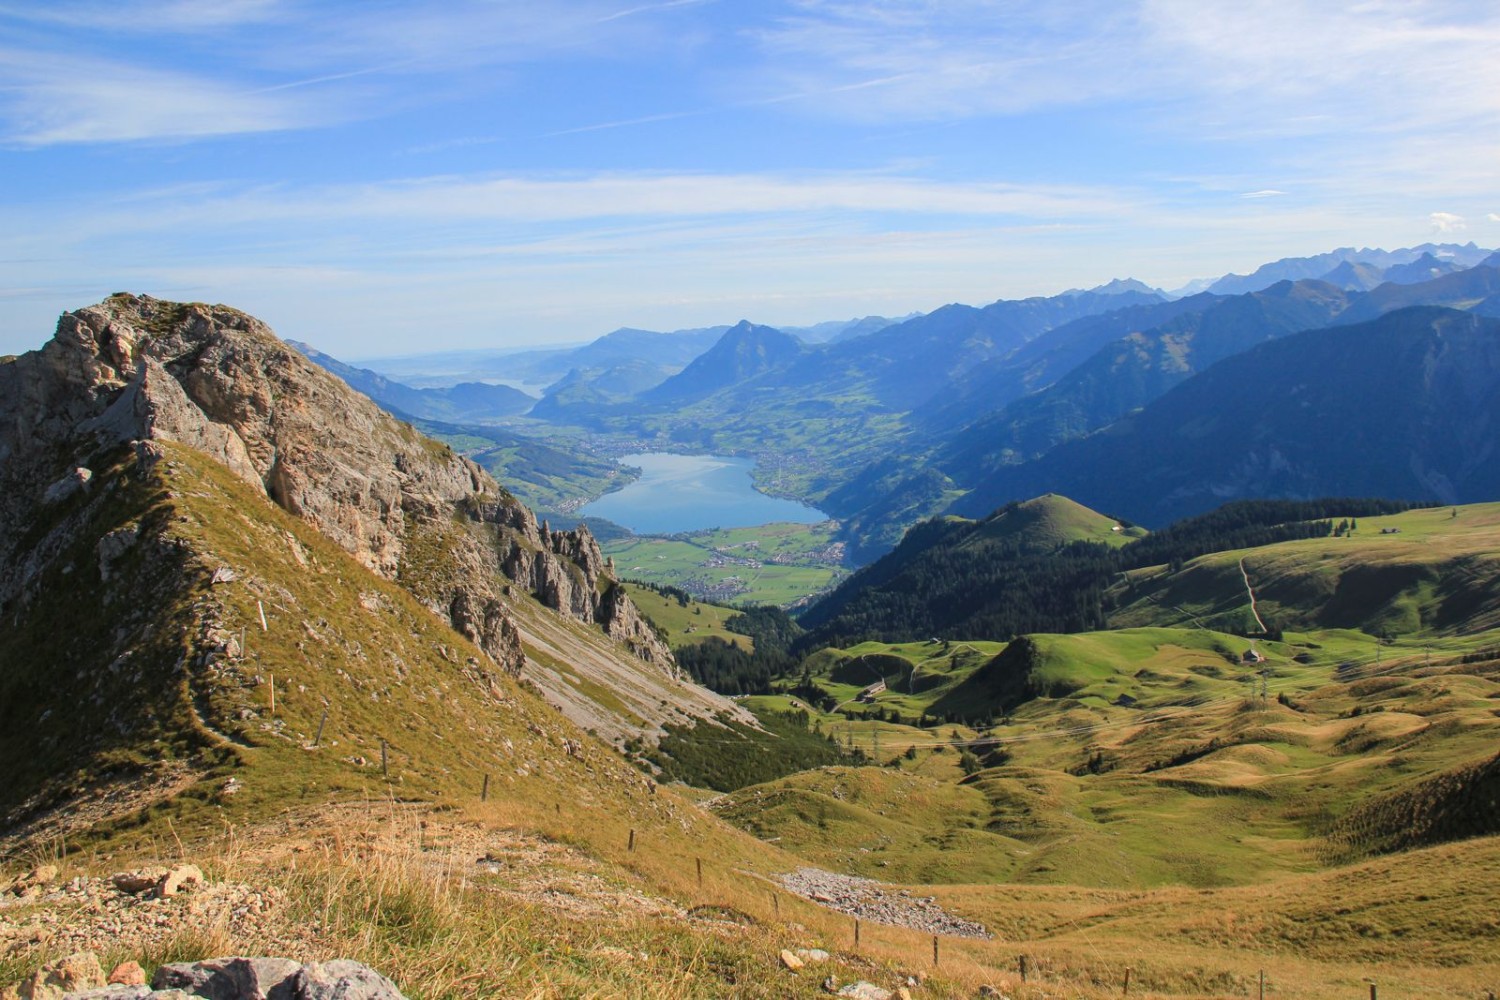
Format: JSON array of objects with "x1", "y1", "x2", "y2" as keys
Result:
[
  {"x1": 779, "y1": 950, "x2": 804, "y2": 971},
  {"x1": 11, "y1": 951, "x2": 104, "y2": 999},
  {"x1": 10, "y1": 866, "x2": 59, "y2": 896},
  {"x1": 42, "y1": 467, "x2": 92, "y2": 505},
  {"x1": 796, "y1": 949, "x2": 831, "y2": 964},
  {"x1": 838, "y1": 983, "x2": 892, "y2": 1000},
  {"x1": 896, "y1": 989, "x2": 913, "y2": 1000},
  {"x1": 976, "y1": 987, "x2": 1008, "y2": 999},
  {"x1": 777, "y1": 868, "x2": 991, "y2": 939},
  {"x1": 155, "y1": 865, "x2": 203, "y2": 899},
  {"x1": 110, "y1": 874, "x2": 158, "y2": 896},
  {"x1": 107, "y1": 964, "x2": 146, "y2": 988},
  {"x1": 821, "y1": 976, "x2": 840, "y2": 995}
]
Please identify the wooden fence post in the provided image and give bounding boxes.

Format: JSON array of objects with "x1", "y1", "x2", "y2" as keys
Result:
[
  {"x1": 931, "y1": 935, "x2": 938, "y2": 966},
  {"x1": 481, "y1": 774, "x2": 489, "y2": 802},
  {"x1": 1122, "y1": 967, "x2": 1131, "y2": 996},
  {"x1": 696, "y1": 857, "x2": 703, "y2": 886},
  {"x1": 1258, "y1": 969, "x2": 1264, "y2": 1000},
  {"x1": 380, "y1": 740, "x2": 388, "y2": 779},
  {"x1": 1018, "y1": 955, "x2": 1028, "y2": 982},
  {"x1": 854, "y1": 918, "x2": 860, "y2": 949},
  {"x1": 628, "y1": 829, "x2": 635, "y2": 852},
  {"x1": 314, "y1": 710, "x2": 328, "y2": 747}
]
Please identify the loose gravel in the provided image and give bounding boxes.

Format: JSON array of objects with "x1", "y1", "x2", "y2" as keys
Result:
[{"x1": 776, "y1": 867, "x2": 991, "y2": 939}]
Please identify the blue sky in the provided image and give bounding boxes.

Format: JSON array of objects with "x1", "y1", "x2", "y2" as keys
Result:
[{"x1": 2, "y1": 0, "x2": 1497, "y2": 358}]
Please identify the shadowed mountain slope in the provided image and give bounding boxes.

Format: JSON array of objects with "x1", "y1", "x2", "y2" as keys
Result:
[{"x1": 951, "y1": 306, "x2": 1500, "y2": 526}]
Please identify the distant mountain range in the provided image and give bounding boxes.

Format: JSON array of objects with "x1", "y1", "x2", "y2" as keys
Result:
[
  {"x1": 1202, "y1": 242, "x2": 1491, "y2": 296},
  {"x1": 950, "y1": 305, "x2": 1500, "y2": 526},
  {"x1": 298, "y1": 243, "x2": 1500, "y2": 568},
  {"x1": 290, "y1": 341, "x2": 535, "y2": 422}
]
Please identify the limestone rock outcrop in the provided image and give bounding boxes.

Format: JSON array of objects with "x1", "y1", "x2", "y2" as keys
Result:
[{"x1": 0, "y1": 294, "x2": 672, "y2": 691}]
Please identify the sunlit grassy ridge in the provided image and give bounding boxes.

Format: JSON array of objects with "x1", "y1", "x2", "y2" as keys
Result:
[
  {"x1": 961, "y1": 493, "x2": 1146, "y2": 550},
  {"x1": 620, "y1": 583, "x2": 751, "y2": 651},
  {"x1": 1109, "y1": 502, "x2": 1500, "y2": 636}
]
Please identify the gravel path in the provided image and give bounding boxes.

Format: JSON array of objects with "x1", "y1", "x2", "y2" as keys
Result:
[{"x1": 776, "y1": 867, "x2": 991, "y2": 939}]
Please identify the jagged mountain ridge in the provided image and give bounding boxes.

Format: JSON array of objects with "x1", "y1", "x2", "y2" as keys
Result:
[
  {"x1": 0, "y1": 295, "x2": 743, "y2": 749},
  {"x1": 937, "y1": 278, "x2": 1358, "y2": 475},
  {"x1": 1205, "y1": 242, "x2": 1492, "y2": 296},
  {"x1": 950, "y1": 306, "x2": 1500, "y2": 526}
]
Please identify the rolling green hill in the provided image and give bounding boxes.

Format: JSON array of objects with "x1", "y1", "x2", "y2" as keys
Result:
[{"x1": 1108, "y1": 502, "x2": 1500, "y2": 636}]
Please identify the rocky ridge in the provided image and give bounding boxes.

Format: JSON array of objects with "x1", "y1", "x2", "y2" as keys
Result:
[{"x1": 0, "y1": 295, "x2": 737, "y2": 760}]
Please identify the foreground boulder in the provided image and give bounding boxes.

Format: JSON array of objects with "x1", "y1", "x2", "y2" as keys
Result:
[{"x1": 55, "y1": 957, "x2": 405, "y2": 1000}]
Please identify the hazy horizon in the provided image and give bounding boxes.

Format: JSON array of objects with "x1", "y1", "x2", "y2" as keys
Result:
[{"x1": 3, "y1": 1, "x2": 1497, "y2": 357}]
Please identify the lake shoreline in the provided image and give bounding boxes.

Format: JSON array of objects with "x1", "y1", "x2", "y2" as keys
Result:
[{"x1": 580, "y1": 452, "x2": 828, "y2": 535}]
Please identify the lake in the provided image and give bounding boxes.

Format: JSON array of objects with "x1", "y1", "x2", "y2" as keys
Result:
[{"x1": 580, "y1": 452, "x2": 827, "y2": 535}]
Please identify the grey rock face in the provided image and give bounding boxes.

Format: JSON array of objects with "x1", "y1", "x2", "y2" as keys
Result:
[
  {"x1": 119, "y1": 958, "x2": 406, "y2": 1000},
  {"x1": 150, "y1": 957, "x2": 303, "y2": 1000},
  {"x1": 0, "y1": 294, "x2": 672, "y2": 680},
  {"x1": 289, "y1": 961, "x2": 404, "y2": 1000}
]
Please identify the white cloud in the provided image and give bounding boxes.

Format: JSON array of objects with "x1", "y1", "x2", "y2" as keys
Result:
[
  {"x1": 1240, "y1": 190, "x2": 1286, "y2": 199},
  {"x1": 0, "y1": 49, "x2": 329, "y2": 146},
  {"x1": 1489, "y1": 213, "x2": 1500, "y2": 223},
  {"x1": 1429, "y1": 212, "x2": 1467, "y2": 233}
]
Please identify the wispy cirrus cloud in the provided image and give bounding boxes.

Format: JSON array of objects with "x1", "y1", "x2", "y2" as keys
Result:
[
  {"x1": 40, "y1": 170, "x2": 1134, "y2": 236},
  {"x1": 748, "y1": 1, "x2": 1500, "y2": 138},
  {"x1": 0, "y1": 0, "x2": 289, "y2": 33},
  {"x1": 0, "y1": 0, "x2": 701, "y2": 146},
  {"x1": 0, "y1": 49, "x2": 330, "y2": 146}
]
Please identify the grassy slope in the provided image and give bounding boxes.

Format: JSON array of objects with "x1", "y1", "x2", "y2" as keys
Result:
[
  {"x1": 725, "y1": 621, "x2": 1500, "y2": 892},
  {"x1": 0, "y1": 442, "x2": 994, "y2": 997},
  {"x1": 1109, "y1": 502, "x2": 1500, "y2": 636},
  {"x1": 963, "y1": 492, "x2": 1146, "y2": 550},
  {"x1": 620, "y1": 583, "x2": 751, "y2": 652}
]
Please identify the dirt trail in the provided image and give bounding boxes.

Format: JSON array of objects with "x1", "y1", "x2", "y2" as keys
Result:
[{"x1": 1238, "y1": 558, "x2": 1267, "y2": 633}]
